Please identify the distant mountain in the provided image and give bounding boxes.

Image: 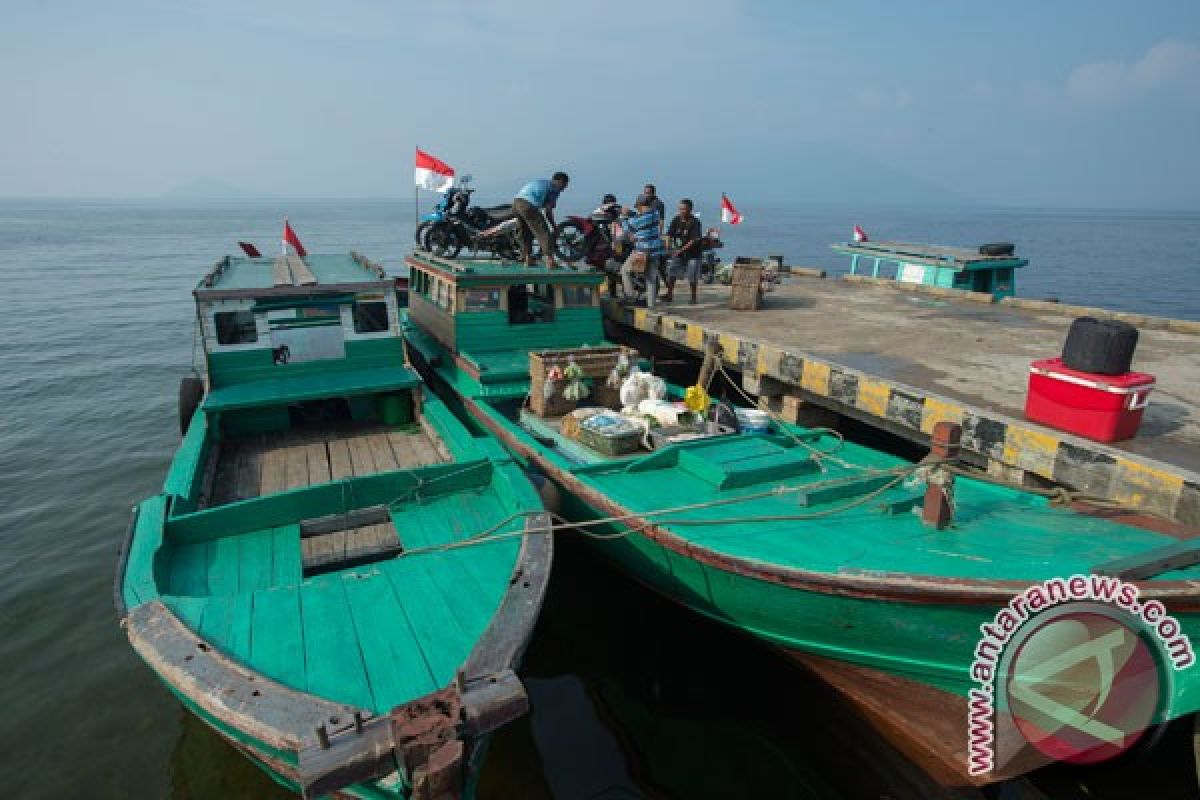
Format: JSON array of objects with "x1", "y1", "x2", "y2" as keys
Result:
[{"x1": 160, "y1": 178, "x2": 270, "y2": 200}]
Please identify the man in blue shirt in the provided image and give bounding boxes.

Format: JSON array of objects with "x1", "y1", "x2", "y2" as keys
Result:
[
  {"x1": 619, "y1": 197, "x2": 666, "y2": 308},
  {"x1": 512, "y1": 171, "x2": 569, "y2": 268}
]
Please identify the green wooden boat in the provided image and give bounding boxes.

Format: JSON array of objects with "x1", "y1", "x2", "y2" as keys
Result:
[
  {"x1": 115, "y1": 251, "x2": 551, "y2": 799},
  {"x1": 402, "y1": 252, "x2": 1200, "y2": 787}
]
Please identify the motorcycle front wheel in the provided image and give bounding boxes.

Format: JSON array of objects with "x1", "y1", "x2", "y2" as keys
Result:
[
  {"x1": 426, "y1": 223, "x2": 463, "y2": 259},
  {"x1": 415, "y1": 221, "x2": 433, "y2": 250},
  {"x1": 552, "y1": 220, "x2": 588, "y2": 263}
]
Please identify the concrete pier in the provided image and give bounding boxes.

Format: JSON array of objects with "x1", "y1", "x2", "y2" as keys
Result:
[{"x1": 603, "y1": 273, "x2": 1200, "y2": 526}]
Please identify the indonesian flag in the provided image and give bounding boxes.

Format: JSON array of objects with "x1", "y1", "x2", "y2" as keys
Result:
[
  {"x1": 282, "y1": 218, "x2": 307, "y2": 257},
  {"x1": 720, "y1": 193, "x2": 743, "y2": 225},
  {"x1": 415, "y1": 148, "x2": 455, "y2": 192},
  {"x1": 853, "y1": 224, "x2": 869, "y2": 243}
]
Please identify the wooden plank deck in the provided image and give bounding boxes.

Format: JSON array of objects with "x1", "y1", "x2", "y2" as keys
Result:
[
  {"x1": 301, "y1": 522, "x2": 402, "y2": 573},
  {"x1": 207, "y1": 423, "x2": 448, "y2": 507}
]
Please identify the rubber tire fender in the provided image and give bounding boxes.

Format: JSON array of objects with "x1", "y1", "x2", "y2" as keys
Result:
[
  {"x1": 179, "y1": 376, "x2": 204, "y2": 435},
  {"x1": 1061, "y1": 316, "x2": 1139, "y2": 375}
]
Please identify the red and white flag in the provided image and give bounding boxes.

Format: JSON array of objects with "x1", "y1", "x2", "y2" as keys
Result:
[
  {"x1": 282, "y1": 218, "x2": 307, "y2": 257},
  {"x1": 720, "y1": 193, "x2": 743, "y2": 225},
  {"x1": 415, "y1": 148, "x2": 455, "y2": 193},
  {"x1": 853, "y1": 224, "x2": 869, "y2": 243}
]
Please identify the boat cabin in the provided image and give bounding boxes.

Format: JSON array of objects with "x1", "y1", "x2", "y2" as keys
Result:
[
  {"x1": 830, "y1": 240, "x2": 1027, "y2": 299},
  {"x1": 194, "y1": 251, "x2": 415, "y2": 434},
  {"x1": 403, "y1": 254, "x2": 608, "y2": 396},
  {"x1": 185, "y1": 252, "x2": 456, "y2": 518}
]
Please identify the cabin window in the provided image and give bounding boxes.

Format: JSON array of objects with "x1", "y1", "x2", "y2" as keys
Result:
[
  {"x1": 560, "y1": 286, "x2": 594, "y2": 307},
  {"x1": 462, "y1": 288, "x2": 502, "y2": 312},
  {"x1": 353, "y1": 301, "x2": 390, "y2": 333},
  {"x1": 509, "y1": 284, "x2": 555, "y2": 325},
  {"x1": 214, "y1": 310, "x2": 258, "y2": 345}
]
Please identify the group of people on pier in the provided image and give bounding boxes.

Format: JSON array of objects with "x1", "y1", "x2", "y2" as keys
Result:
[{"x1": 513, "y1": 172, "x2": 711, "y2": 307}]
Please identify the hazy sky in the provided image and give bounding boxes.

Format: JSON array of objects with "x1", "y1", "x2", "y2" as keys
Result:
[{"x1": 3, "y1": 1, "x2": 1199, "y2": 208}]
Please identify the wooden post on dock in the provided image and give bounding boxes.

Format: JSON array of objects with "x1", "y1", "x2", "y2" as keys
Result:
[{"x1": 922, "y1": 422, "x2": 961, "y2": 530}]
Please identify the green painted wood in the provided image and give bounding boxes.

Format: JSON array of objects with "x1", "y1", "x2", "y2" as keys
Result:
[
  {"x1": 207, "y1": 338, "x2": 406, "y2": 390},
  {"x1": 168, "y1": 541, "x2": 211, "y2": 596},
  {"x1": 343, "y1": 570, "x2": 440, "y2": 711},
  {"x1": 208, "y1": 535, "x2": 241, "y2": 595},
  {"x1": 238, "y1": 528, "x2": 276, "y2": 592},
  {"x1": 299, "y1": 578, "x2": 376, "y2": 710},
  {"x1": 166, "y1": 594, "x2": 208, "y2": 632},
  {"x1": 204, "y1": 366, "x2": 419, "y2": 413},
  {"x1": 123, "y1": 494, "x2": 168, "y2": 609},
  {"x1": 198, "y1": 593, "x2": 237, "y2": 655},
  {"x1": 226, "y1": 593, "x2": 254, "y2": 662},
  {"x1": 381, "y1": 563, "x2": 473, "y2": 684},
  {"x1": 250, "y1": 587, "x2": 306, "y2": 690},
  {"x1": 163, "y1": 412, "x2": 211, "y2": 512},
  {"x1": 271, "y1": 525, "x2": 302, "y2": 586},
  {"x1": 455, "y1": 308, "x2": 603, "y2": 356}
]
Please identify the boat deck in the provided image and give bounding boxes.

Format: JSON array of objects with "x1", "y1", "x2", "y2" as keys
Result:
[
  {"x1": 208, "y1": 422, "x2": 449, "y2": 507},
  {"x1": 604, "y1": 275, "x2": 1200, "y2": 524}
]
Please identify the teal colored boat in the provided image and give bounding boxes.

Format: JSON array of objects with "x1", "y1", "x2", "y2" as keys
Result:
[
  {"x1": 402, "y1": 252, "x2": 1200, "y2": 787},
  {"x1": 115, "y1": 251, "x2": 551, "y2": 799}
]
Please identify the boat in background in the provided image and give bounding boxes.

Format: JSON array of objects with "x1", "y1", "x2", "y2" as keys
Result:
[
  {"x1": 402, "y1": 250, "x2": 1200, "y2": 789},
  {"x1": 831, "y1": 239, "x2": 1027, "y2": 298},
  {"x1": 116, "y1": 250, "x2": 551, "y2": 799}
]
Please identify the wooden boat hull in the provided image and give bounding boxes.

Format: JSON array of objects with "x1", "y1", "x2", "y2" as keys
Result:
[
  {"x1": 116, "y1": 391, "x2": 552, "y2": 799},
  {"x1": 413, "y1": 358, "x2": 1200, "y2": 787}
]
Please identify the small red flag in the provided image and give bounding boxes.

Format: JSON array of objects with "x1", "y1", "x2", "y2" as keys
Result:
[
  {"x1": 853, "y1": 224, "x2": 869, "y2": 243},
  {"x1": 720, "y1": 193, "x2": 743, "y2": 225},
  {"x1": 282, "y1": 218, "x2": 307, "y2": 257}
]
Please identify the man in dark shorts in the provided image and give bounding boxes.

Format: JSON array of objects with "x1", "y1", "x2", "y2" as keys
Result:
[
  {"x1": 512, "y1": 172, "x2": 569, "y2": 268},
  {"x1": 665, "y1": 198, "x2": 704, "y2": 304}
]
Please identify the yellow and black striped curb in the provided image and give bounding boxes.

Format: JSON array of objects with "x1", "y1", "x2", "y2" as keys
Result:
[
  {"x1": 840, "y1": 274, "x2": 1200, "y2": 334},
  {"x1": 606, "y1": 301, "x2": 1200, "y2": 527}
]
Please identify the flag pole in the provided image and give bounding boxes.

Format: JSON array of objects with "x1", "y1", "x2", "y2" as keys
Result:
[
  {"x1": 282, "y1": 216, "x2": 287, "y2": 256},
  {"x1": 413, "y1": 146, "x2": 419, "y2": 246}
]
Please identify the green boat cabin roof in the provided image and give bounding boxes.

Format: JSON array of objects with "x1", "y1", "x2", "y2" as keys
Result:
[
  {"x1": 405, "y1": 252, "x2": 607, "y2": 288},
  {"x1": 831, "y1": 240, "x2": 1028, "y2": 271},
  {"x1": 196, "y1": 251, "x2": 391, "y2": 297}
]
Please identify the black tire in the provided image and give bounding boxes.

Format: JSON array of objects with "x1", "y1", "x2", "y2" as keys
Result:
[
  {"x1": 414, "y1": 221, "x2": 432, "y2": 250},
  {"x1": 553, "y1": 220, "x2": 588, "y2": 263},
  {"x1": 979, "y1": 242, "x2": 1015, "y2": 256},
  {"x1": 1061, "y1": 316, "x2": 1139, "y2": 375},
  {"x1": 466, "y1": 207, "x2": 490, "y2": 229},
  {"x1": 426, "y1": 223, "x2": 463, "y2": 258},
  {"x1": 179, "y1": 376, "x2": 204, "y2": 435}
]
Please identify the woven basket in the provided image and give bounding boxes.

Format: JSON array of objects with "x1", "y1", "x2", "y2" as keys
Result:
[{"x1": 529, "y1": 346, "x2": 639, "y2": 417}]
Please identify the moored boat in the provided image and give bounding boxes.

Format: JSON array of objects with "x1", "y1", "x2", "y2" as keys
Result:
[
  {"x1": 115, "y1": 250, "x2": 551, "y2": 798},
  {"x1": 402, "y1": 250, "x2": 1200, "y2": 788}
]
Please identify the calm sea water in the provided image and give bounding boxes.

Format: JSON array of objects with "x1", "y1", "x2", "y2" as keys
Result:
[{"x1": 1, "y1": 199, "x2": 1197, "y2": 800}]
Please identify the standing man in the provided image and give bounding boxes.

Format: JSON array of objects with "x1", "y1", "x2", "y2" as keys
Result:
[
  {"x1": 635, "y1": 183, "x2": 666, "y2": 233},
  {"x1": 665, "y1": 198, "x2": 704, "y2": 304},
  {"x1": 513, "y1": 172, "x2": 569, "y2": 268},
  {"x1": 620, "y1": 197, "x2": 666, "y2": 309}
]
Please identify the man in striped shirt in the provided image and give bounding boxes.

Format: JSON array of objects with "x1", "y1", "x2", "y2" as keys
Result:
[{"x1": 620, "y1": 198, "x2": 665, "y2": 308}]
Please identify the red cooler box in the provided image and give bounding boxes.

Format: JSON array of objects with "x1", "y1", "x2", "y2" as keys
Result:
[{"x1": 1025, "y1": 358, "x2": 1154, "y2": 442}]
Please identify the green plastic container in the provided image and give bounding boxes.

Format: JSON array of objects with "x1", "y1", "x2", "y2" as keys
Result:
[{"x1": 378, "y1": 391, "x2": 413, "y2": 426}]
